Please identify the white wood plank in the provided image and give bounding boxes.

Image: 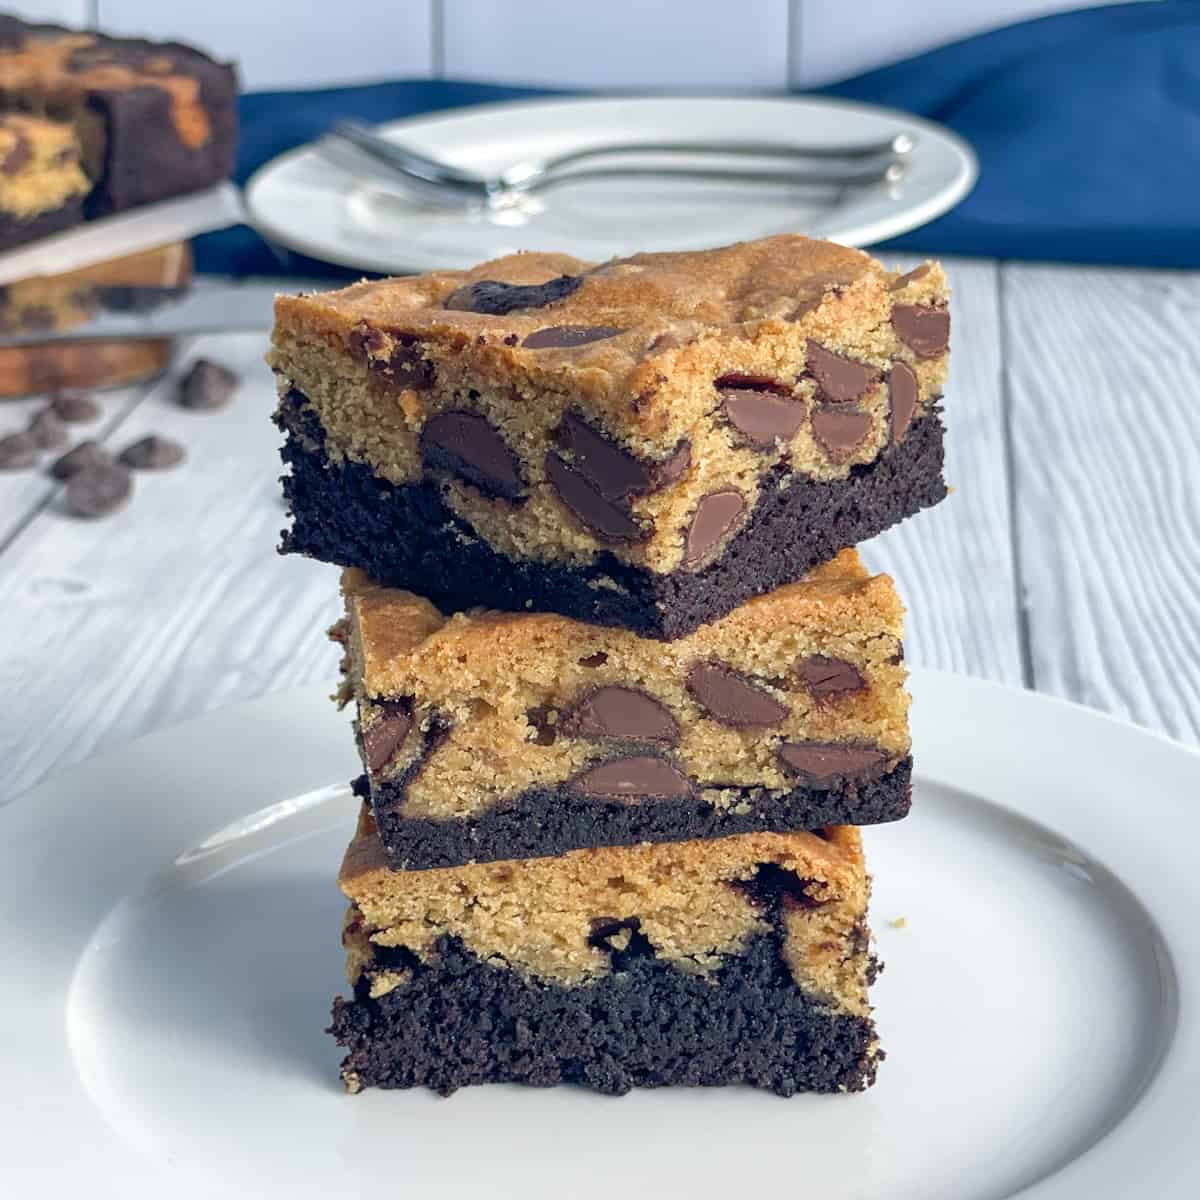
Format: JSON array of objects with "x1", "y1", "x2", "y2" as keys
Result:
[
  {"x1": 1003, "y1": 263, "x2": 1200, "y2": 743},
  {"x1": 442, "y1": 0, "x2": 790, "y2": 90},
  {"x1": 789, "y1": 0, "x2": 1141, "y2": 87},
  {"x1": 95, "y1": 0, "x2": 435, "y2": 90},
  {"x1": 0, "y1": 331, "x2": 343, "y2": 802},
  {"x1": 860, "y1": 256, "x2": 1023, "y2": 685}
]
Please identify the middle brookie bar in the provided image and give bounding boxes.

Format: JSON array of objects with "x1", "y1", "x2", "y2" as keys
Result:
[
  {"x1": 335, "y1": 547, "x2": 910, "y2": 871},
  {"x1": 330, "y1": 809, "x2": 880, "y2": 1096}
]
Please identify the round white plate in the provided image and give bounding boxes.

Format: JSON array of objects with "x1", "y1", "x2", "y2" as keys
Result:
[
  {"x1": 244, "y1": 96, "x2": 977, "y2": 274},
  {"x1": 1, "y1": 672, "x2": 1194, "y2": 1199}
]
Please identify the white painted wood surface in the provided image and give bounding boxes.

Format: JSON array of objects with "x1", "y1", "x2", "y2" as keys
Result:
[{"x1": 1, "y1": 259, "x2": 1197, "y2": 804}]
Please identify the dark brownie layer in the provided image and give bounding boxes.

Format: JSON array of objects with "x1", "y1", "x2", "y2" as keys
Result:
[
  {"x1": 0, "y1": 195, "x2": 83, "y2": 252},
  {"x1": 356, "y1": 757, "x2": 911, "y2": 870},
  {"x1": 329, "y1": 928, "x2": 879, "y2": 1097},
  {"x1": 278, "y1": 389, "x2": 944, "y2": 640}
]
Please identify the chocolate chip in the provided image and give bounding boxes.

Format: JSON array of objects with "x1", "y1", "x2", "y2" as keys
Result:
[
  {"x1": 888, "y1": 362, "x2": 919, "y2": 444},
  {"x1": 545, "y1": 452, "x2": 646, "y2": 542},
  {"x1": 789, "y1": 297, "x2": 822, "y2": 322},
  {"x1": 588, "y1": 916, "x2": 655, "y2": 967},
  {"x1": 64, "y1": 464, "x2": 132, "y2": 518},
  {"x1": 443, "y1": 274, "x2": 582, "y2": 315},
  {"x1": 525, "y1": 705, "x2": 559, "y2": 746},
  {"x1": 0, "y1": 130, "x2": 31, "y2": 176},
  {"x1": 363, "y1": 701, "x2": 412, "y2": 773},
  {"x1": 571, "y1": 756, "x2": 692, "y2": 800},
  {"x1": 795, "y1": 655, "x2": 865, "y2": 698},
  {"x1": 735, "y1": 863, "x2": 822, "y2": 911},
  {"x1": 714, "y1": 374, "x2": 790, "y2": 394},
  {"x1": 806, "y1": 341, "x2": 879, "y2": 404},
  {"x1": 892, "y1": 305, "x2": 949, "y2": 358},
  {"x1": 27, "y1": 408, "x2": 68, "y2": 449},
  {"x1": 348, "y1": 321, "x2": 432, "y2": 389},
  {"x1": 891, "y1": 264, "x2": 931, "y2": 291},
  {"x1": 179, "y1": 358, "x2": 238, "y2": 409},
  {"x1": 651, "y1": 440, "x2": 691, "y2": 487},
  {"x1": 682, "y1": 489, "x2": 745, "y2": 569},
  {"x1": 811, "y1": 406, "x2": 872, "y2": 461},
  {"x1": 50, "y1": 440, "x2": 112, "y2": 480},
  {"x1": 777, "y1": 742, "x2": 887, "y2": 788},
  {"x1": 0, "y1": 431, "x2": 37, "y2": 470},
  {"x1": 50, "y1": 392, "x2": 100, "y2": 423},
  {"x1": 560, "y1": 686, "x2": 679, "y2": 744},
  {"x1": 720, "y1": 388, "x2": 806, "y2": 449},
  {"x1": 578, "y1": 651, "x2": 609, "y2": 668},
  {"x1": 686, "y1": 662, "x2": 788, "y2": 727},
  {"x1": 118, "y1": 434, "x2": 185, "y2": 470},
  {"x1": 523, "y1": 325, "x2": 624, "y2": 349},
  {"x1": 421, "y1": 411, "x2": 522, "y2": 500},
  {"x1": 556, "y1": 413, "x2": 651, "y2": 500}
]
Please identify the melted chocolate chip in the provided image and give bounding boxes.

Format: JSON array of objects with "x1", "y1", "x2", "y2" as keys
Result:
[
  {"x1": 545, "y1": 452, "x2": 646, "y2": 542},
  {"x1": 523, "y1": 325, "x2": 624, "y2": 349},
  {"x1": 686, "y1": 662, "x2": 788, "y2": 727},
  {"x1": 683, "y1": 489, "x2": 745, "y2": 569},
  {"x1": 735, "y1": 863, "x2": 822, "y2": 911},
  {"x1": 776, "y1": 741, "x2": 887, "y2": 788},
  {"x1": 652, "y1": 440, "x2": 692, "y2": 487},
  {"x1": 714, "y1": 374, "x2": 790, "y2": 394},
  {"x1": 806, "y1": 341, "x2": 879, "y2": 404},
  {"x1": 588, "y1": 916, "x2": 655, "y2": 967},
  {"x1": 556, "y1": 413, "x2": 651, "y2": 499},
  {"x1": 795, "y1": 656, "x2": 865, "y2": 698},
  {"x1": 571, "y1": 756, "x2": 693, "y2": 800},
  {"x1": 421, "y1": 411, "x2": 522, "y2": 500},
  {"x1": 888, "y1": 362, "x2": 919, "y2": 444},
  {"x1": 890, "y1": 264, "x2": 931, "y2": 290},
  {"x1": 363, "y1": 701, "x2": 412, "y2": 773},
  {"x1": 348, "y1": 322, "x2": 432, "y2": 390},
  {"x1": 892, "y1": 304, "x2": 950, "y2": 358},
  {"x1": 525, "y1": 705, "x2": 559, "y2": 746},
  {"x1": 720, "y1": 388, "x2": 806, "y2": 449},
  {"x1": 0, "y1": 131, "x2": 31, "y2": 176},
  {"x1": 578, "y1": 651, "x2": 609, "y2": 668},
  {"x1": 560, "y1": 686, "x2": 679, "y2": 744},
  {"x1": 443, "y1": 274, "x2": 582, "y2": 315},
  {"x1": 811, "y1": 406, "x2": 872, "y2": 461}
]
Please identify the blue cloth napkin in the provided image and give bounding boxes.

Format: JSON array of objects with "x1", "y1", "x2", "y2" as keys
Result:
[{"x1": 195, "y1": 1, "x2": 1200, "y2": 275}]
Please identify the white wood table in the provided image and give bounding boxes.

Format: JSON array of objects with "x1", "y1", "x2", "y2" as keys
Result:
[{"x1": 2, "y1": 259, "x2": 1197, "y2": 803}]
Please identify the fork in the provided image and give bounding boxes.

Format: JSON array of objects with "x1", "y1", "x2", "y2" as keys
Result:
[{"x1": 320, "y1": 119, "x2": 913, "y2": 209}]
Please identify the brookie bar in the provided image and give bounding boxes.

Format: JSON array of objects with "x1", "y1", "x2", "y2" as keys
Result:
[
  {"x1": 329, "y1": 808, "x2": 881, "y2": 1096},
  {"x1": 273, "y1": 234, "x2": 949, "y2": 639},
  {"x1": 336, "y1": 547, "x2": 910, "y2": 870}
]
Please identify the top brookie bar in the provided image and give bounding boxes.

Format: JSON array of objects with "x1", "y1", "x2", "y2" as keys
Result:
[
  {"x1": 272, "y1": 234, "x2": 949, "y2": 640},
  {"x1": 336, "y1": 547, "x2": 911, "y2": 870},
  {"x1": 0, "y1": 14, "x2": 237, "y2": 247}
]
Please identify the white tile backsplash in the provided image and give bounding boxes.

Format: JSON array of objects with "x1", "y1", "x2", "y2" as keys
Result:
[{"x1": 441, "y1": 0, "x2": 791, "y2": 90}]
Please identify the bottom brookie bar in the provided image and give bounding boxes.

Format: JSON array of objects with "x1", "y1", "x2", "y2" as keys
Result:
[{"x1": 330, "y1": 809, "x2": 881, "y2": 1096}]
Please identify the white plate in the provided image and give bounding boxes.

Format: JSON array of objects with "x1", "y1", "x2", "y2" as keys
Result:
[
  {"x1": 243, "y1": 96, "x2": 976, "y2": 274},
  {"x1": 1, "y1": 672, "x2": 1194, "y2": 1199}
]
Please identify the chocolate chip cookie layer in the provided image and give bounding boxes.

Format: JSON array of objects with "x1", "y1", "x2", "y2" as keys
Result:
[
  {"x1": 330, "y1": 808, "x2": 880, "y2": 1096},
  {"x1": 335, "y1": 548, "x2": 910, "y2": 870},
  {"x1": 272, "y1": 234, "x2": 949, "y2": 639}
]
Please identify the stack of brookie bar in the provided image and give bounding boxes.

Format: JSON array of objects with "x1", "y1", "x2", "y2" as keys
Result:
[{"x1": 268, "y1": 233, "x2": 950, "y2": 1096}]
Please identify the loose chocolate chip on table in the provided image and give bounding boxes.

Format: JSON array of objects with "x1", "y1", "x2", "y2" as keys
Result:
[
  {"x1": 806, "y1": 340, "x2": 879, "y2": 404},
  {"x1": 363, "y1": 701, "x2": 413, "y2": 773},
  {"x1": 720, "y1": 387, "x2": 806, "y2": 449},
  {"x1": 0, "y1": 431, "x2": 37, "y2": 470},
  {"x1": 682, "y1": 488, "x2": 745, "y2": 569},
  {"x1": 178, "y1": 358, "x2": 239, "y2": 409},
  {"x1": 686, "y1": 662, "x2": 789, "y2": 727},
  {"x1": 811, "y1": 406, "x2": 872, "y2": 461},
  {"x1": 795, "y1": 655, "x2": 865, "y2": 698},
  {"x1": 560, "y1": 685, "x2": 680, "y2": 744},
  {"x1": 64, "y1": 463, "x2": 132, "y2": 518},
  {"x1": 118, "y1": 434, "x2": 185, "y2": 470},
  {"x1": 27, "y1": 408, "x2": 68, "y2": 449},
  {"x1": 888, "y1": 362, "x2": 919, "y2": 444},
  {"x1": 890, "y1": 263, "x2": 931, "y2": 291},
  {"x1": 571, "y1": 755, "x2": 693, "y2": 800},
  {"x1": 421, "y1": 411, "x2": 522, "y2": 500},
  {"x1": 523, "y1": 325, "x2": 624, "y2": 349},
  {"x1": 556, "y1": 413, "x2": 652, "y2": 499},
  {"x1": 651, "y1": 440, "x2": 691, "y2": 487},
  {"x1": 50, "y1": 391, "x2": 101, "y2": 423},
  {"x1": 545, "y1": 452, "x2": 645, "y2": 542},
  {"x1": 50, "y1": 440, "x2": 112, "y2": 480},
  {"x1": 891, "y1": 304, "x2": 950, "y2": 358},
  {"x1": 776, "y1": 741, "x2": 887, "y2": 788},
  {"x1": 443, "y1": 274, "x2": 583, "y2": 315}
]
